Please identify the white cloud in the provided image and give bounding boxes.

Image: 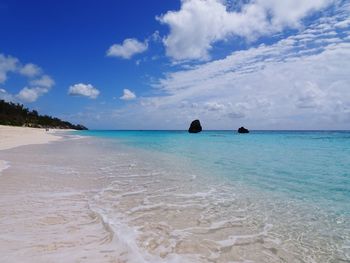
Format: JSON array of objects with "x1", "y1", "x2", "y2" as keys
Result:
[
  {"x1": 204, "y1": 102, "x2": 246, "y2": 118},
  {"x1": 226, "y1": 110, "x2": 245, "y2": 119},
  {"x1": 158, "y1": 0, "x2": 334, "y2": 60},
  {"x1": 335, "y1": 19, "x2": 350, "y2": 28},
  {"x1": 107, "y1": 38, "x2": 148, "y2": 59},
  {"x1": 19, "y1": 63, "x2": 42, "y2": 77},
  {"x1": 120, "y1": 88, "x2": 136, "y2": 100},
  {"x1": 68, "y1": 83, "x2": 100, "y2": 99},
  {"x1": 30, "y1": 75, "x2": 55, "y2": 88},
  {"x1": 295, "y1": 81, "x2": 325, "y2": 109},
  {"x1": 204, "y1": 102, "x2": 225, "y2": 111},
  {"x1": 0, "y1": 53, "x2": 54, "y2": 103},
  {"x1": 104, "y1": 5, "x2": 350, "y2": 130},
  {"x1": 150, "y1": 30, "x2": 162, "y2": 42},
  {"x1": 16, "y1": 74, "x2": 54, "y2": 103},
  {"x1": 15, "y1": 76, "x2": 54, "y2": 103},
  {"x1": 16, "y1": 87, "x2": 49, "y2": 103},
  {"x1": 0, "y1": 54, "x2": 18, "y2": 83},
  {"x1": 0, "y1": 88, "x2": 14, "y2": 101}
]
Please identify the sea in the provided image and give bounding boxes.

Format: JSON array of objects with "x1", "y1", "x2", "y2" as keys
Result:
[
  {"x1": 1, "y1": 130, "x2": 349, "y2": 263},
  {"x1": 72, "y1": 130, "x2": 350, "y2": 262}
]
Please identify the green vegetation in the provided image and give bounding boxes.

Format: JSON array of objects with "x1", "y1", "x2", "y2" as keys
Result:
[{"x1": 0, "y1": 100, "x2": 87, "y2": 130}]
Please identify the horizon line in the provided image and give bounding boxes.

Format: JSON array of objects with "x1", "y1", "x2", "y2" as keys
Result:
[{"x1": 79, "y1": 129, "x2": 350, "y2": 132}]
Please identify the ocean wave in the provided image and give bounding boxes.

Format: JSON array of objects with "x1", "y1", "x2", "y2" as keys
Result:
[
  {"x1": 83, "y1": 148, "x2": 350, "y2": 263},
  {"x1": 0, "y1": 160, "x2": 10, "y2": 175}
]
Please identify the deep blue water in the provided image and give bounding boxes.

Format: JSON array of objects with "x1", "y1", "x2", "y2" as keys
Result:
[{"x1": 76, "y1": 130, "x2": 350, "y2": 213}]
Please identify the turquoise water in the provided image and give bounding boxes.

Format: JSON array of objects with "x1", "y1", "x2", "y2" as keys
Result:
[
  {"x1": 71, "y1": 130, "x2": 350, "y2": 262},
  {"x1": 77, "y1": 130, "x2": 350, "y2": 210}
]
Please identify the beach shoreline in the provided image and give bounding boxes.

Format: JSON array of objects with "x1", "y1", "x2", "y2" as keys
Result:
[
  {"x1": 0, "y1": 125, "x2": 67, "y2": 175},
  {"x1": 0, "y1": 128, "x2": 123, "y2": 262},
  {"x1": 0, "y1": 128, "x2": 349, "y2": 262},
  {"x1": 0, "y1": 125, "x2": 69, "y2": 151}
]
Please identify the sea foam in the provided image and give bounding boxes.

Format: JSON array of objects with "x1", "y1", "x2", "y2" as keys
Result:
[{"x1": 0, "y1": 160, "x2": 10, "y2": 175}]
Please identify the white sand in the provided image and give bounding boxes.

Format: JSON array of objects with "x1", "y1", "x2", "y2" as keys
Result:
[
  {"x1": 0, "y1": 125, "x2": 67, "y2": 174},
  {"x1": 0, "y1": 131, "x2": 122, "y2": 262},
  {"x1": 0, "y1": 125, "x2": 63, "y2": 151}
]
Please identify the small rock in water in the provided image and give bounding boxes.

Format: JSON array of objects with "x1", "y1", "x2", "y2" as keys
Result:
[
  {"x1": 188, "y1": 120, "x2": 202, "y2": 133},
  {"x1": 238, "y1": 126, "x2": 249, "y2": 133}
]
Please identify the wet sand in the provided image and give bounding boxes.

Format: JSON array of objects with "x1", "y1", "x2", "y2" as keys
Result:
[
  {"x1": 0, "y1": 126, "x2": 119, "y2": 262},
  {"x1": 0, "y1": 135, "x2": 123, "y2": 263}
]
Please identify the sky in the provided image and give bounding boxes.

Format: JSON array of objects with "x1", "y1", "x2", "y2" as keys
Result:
[{"x1": 0, "y1": 0, "x2": 350, "y2": 130}]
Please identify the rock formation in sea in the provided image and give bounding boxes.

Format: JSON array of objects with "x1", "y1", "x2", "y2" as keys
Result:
[
  {"x1": 238, "y1": 127, "x2": 249, "y2": 133},
  {"x1": 188, "y1": 120, "x2": 202, "y2": 133}
]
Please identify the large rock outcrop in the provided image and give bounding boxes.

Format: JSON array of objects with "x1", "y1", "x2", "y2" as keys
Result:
[
  {"x1": 188, "y1": 120, "x2": 202, "y2": 133},
  {"x1": 237, "y1": 127, "x2": 249, "y2": 133}
]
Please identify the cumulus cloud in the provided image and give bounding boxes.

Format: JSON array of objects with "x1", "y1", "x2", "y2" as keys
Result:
[
  {"x1": 68, "y1": 83, "x2": 100, "y2": 99},
  {"x1": 120, "y1": 88, "x2": 136, "y2": 100},
  {"x1": 30, "y1": 75, "x2": 55, "y2": 88},
  {"x1": 107, "y1": 38, "x2": 148, "y2": 59},
  {"x1": 15, "y1": 74, "x2": 54, "y2": 103},
  {"x1": 203, "y1": 101, "x2": 246, "y2": 118},
  {"x1": 150, "y1": 30, "x2": 162, "y2": 42},
  {"x1": 108, "y1": 5, "x2": 349, "y2": 130},
  {"x1": 59, "y1": 1, "x2": 349, "y2": 130},
  {"x1": 295, "y1": 81, "x2": 325, "y2": 109},
  {"x1": 0, "y1": 53, "x2": 54, "y2": 103},
  {"x1": 19, "y1": 63, "x2": 42, "y2": 77},
  {"x1": 0, "y1": 88, "x2": 14, "y2": 101},
  {"x1": 16, "y1": 87, "x2": 49, "y2": 103},
  {"x1": 158, "y1": 0, "x2": 334, "y2": 60},
  {"x1": 204, "y1": 102, "x2": 225, "y2": 111},
  {"x1": 15, "y1": 75, "x2": 53, "y2": 103},
  {"x1": 0, "y1": 54, "x2": 18, "y2": 83}
]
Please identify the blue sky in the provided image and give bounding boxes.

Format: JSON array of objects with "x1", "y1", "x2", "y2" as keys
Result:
[{"x1": 1, "y1": 0, "x2": 350, "y2": 129}]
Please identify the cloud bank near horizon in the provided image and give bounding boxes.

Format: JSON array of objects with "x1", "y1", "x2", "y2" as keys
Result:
[{"x1": 82, "y1": 1, "x2": 350, "y2": 130}]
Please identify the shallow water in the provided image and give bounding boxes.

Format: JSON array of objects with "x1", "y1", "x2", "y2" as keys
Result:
[
  {"x1": 77, "y1": 130, "x2": 350, "y2": 262},
  {"x1": 1, "y1": 131, "x2": 350, "y2": 262},
  {"x1": 80, "y1": 130, "x2": 350, "y2": 208}
]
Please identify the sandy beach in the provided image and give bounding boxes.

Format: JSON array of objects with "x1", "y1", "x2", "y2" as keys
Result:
[
  {"x1": 0, "y1": 125, "x2": 63, "y2": 151},
  {"x1": 0, "y1": 126, "x2": 123, "y2": 262},
  {"x1": 2, "y1": 0, "x2": 349, "y2": 261},
  {"x1": 0, "y1": 125, "x2": 63, "y2": 175}
]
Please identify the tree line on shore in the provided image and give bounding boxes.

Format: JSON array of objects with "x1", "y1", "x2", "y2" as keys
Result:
[{"x1": 0, "y1": 100, "x2": 87, "y2": 130}]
